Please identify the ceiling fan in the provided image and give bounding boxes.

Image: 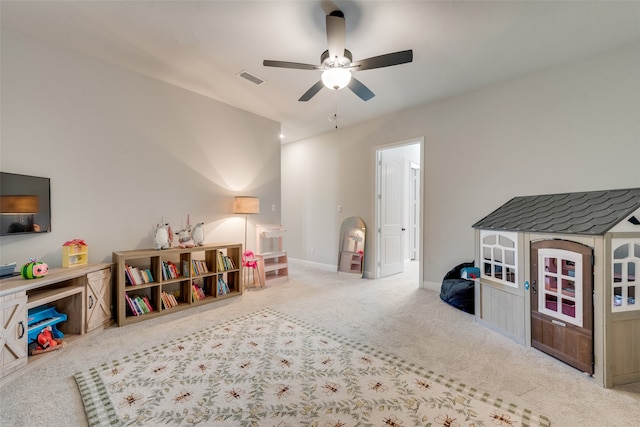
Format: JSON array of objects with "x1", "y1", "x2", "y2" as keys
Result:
[{"x1": 263, "y1": 10, "x2": 413, "y2": 102}]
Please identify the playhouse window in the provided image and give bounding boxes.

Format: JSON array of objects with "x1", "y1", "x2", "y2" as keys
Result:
[
  {"x1": 480, "y1": 231, "x2": 517, "y2": 287},
  {"x1": 538, "y1": 249, "x2": 583, "y2": 327},
  {"x1": 611, "y1": 239, "x2": 640, "y2": 312}
]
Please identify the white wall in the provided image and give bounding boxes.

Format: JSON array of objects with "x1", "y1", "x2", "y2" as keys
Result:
[
  {"x1": 0, "y1": 29, "x2": 282, "y2": 268},
  {"x1": 282, "y1": 43, "x2": 640, "y2": 285}
]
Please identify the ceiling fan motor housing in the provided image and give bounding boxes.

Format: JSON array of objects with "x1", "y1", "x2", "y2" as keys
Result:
[{"x1": 321, "y1": 49, "x2": 352, "y2": 69}]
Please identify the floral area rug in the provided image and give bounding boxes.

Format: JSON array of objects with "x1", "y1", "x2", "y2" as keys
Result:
[{"x1": 74, "y1": 308, "x2": 550, "y2": 426}]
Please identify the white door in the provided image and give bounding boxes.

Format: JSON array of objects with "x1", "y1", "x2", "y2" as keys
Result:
[{"x1": 379, "y1": 150, "x2": 404, "y2": 277}]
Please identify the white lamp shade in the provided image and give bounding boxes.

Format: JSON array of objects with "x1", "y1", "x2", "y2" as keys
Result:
[
  {"x1": 321, "y1": 67, "x2": 352, "y2": 91},
  {"x1": 233, "y1": 196, "x2": 260, "y2": 214}
]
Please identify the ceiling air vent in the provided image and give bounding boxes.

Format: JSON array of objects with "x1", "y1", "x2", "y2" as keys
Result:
[{"x1": 237, "y1": 70, "x2": 265, "y2": 86}]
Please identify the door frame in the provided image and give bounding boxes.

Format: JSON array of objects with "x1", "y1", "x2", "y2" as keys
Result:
[
  {"x1": 409, "y1": 162, "x2": 420, "y2": 261},
  {"x1": 372, "y1": 137, "x2": 424, "y2": 285}
]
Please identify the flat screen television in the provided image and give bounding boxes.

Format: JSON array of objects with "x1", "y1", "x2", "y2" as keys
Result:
[{"x1": 0, "y1": 172, "x2": 51, "y2": 236}]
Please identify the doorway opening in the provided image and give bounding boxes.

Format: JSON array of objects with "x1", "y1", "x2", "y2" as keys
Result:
[{"x1": 374, "y1": 138, "x2": 423, "y2": 285}]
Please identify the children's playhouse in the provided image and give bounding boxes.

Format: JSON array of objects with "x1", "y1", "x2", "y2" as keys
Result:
[{"x1": 472, "y1": 188, "x2": 640, "y2": 388}]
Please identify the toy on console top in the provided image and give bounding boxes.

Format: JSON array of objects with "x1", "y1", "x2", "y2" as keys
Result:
[
  {"x1": 176, "y1": 227, "x2": 195, "y2": 248},
  {"x1": 154, "y1": 221, "x2": 173, "y2": 250},
  {"x1": 175, "y1": 214, "x2": 199, "y2": 248},
  {"x1": 191, "y1": 222, "x2": 205, "y2": 246},
  {"x1": 21, "y1": 258, "x2": 48, "y2": 279},
  {"x1": 36, "y1": 325, "x2": 58, "y2": 350}
]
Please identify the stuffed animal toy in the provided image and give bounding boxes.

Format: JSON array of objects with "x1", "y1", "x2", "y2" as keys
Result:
[
  {"x1": 21, "y1": 258, "x2": 48, "y2": 279},
  {"x1": 154, "y1": 222, "x2": 173, "y2": 250},
  {"x1": 176, "y1": 227, "x2": 195, "y2": 248},
  {"x1": 36, "y1": 326, "x2": 58, "y2": 350},
  {"x1": 191, "y1": 222, "x2": 205, "y2": 246}
]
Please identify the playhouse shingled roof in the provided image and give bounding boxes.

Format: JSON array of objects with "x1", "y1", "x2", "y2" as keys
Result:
[{"x1": 472, "y1": 188, "x2": 640, "y2": 235}]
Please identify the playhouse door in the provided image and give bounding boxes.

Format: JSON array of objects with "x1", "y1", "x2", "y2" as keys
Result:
[{"x1": 530, "y1": 240, "x2": 594, "y2": 374}]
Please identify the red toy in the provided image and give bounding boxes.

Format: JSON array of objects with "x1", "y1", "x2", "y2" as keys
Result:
[{"x1": 36, "y1": 326, "x2": 58, "y2": 350}]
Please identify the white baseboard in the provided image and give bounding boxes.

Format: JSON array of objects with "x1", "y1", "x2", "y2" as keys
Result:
[
  {"x1": 288, "y1": 257, "x2": 336, "y2": 272},
  {"x1": 422, "y1": 280, "x2": 441, "y2": 292},
  {"x1": 289, "y1": 257, "x2": 374, "y2": 278},
  {"x1": 289, "y1": 257, "x2": 429, "y2": 284}
]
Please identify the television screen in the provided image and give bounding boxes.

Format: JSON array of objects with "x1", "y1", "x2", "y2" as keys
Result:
[{"x1": 0, "y1": 172, "x2": 51, "y2": 236}]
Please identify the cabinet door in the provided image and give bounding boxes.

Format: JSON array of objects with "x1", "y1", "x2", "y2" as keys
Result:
[
  {"x1": 86, "y1": 268, "x2": 112, "y2": 332},
  {"x1": 0, "y1": 293, "x2": 28, "y2": 378}
]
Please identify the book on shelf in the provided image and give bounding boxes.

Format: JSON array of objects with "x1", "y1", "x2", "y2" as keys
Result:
[
  {"x1": 161, "y1": 291, "x2": 171, "y2": 309},
  {"x1": 125, "y1": 264, "x2": 137, "y2": 285},
  {"x1": 142, "y1": 296, "x2": 154, "y2": 312},
  {"x1": 125, "y1": 267, "x2": 135, "y2": 286},
  {"x1": 191, "y1": 259, "x2": 208, "y2": 276},
  {"x1": 134, "y1": 297, "x2": 147, "y2": 314},
  {"x1": 217, "y1": 277, "x2": 230, "y2": 295},
  {"x1": 161, "y1": 291, "x2": 180, "y2": 309},
  {"x1": 125, "y1": 294, "x2": 154, "y2": 316},
  {"x1": 217, "y1": 253, "x2": 236, "y2": 272},
  {"x1": 182, "y1": 260, "x2": 189, "y2": 277},
  {"x1": 161, "y1": 261, "x2": 179, "y2": 280},
  {"x1": 191, "y1": 259, "x2": 198, "y2": 276},
  {"x1": 192, "y1": 284, "x2": 206, "y2": 301},
  {"x1": 132, "y1": 266, "x2": 143, "y2": 284},
  {"x1": 169, "y1": 261, "x2": 178, "y2": 278},
  {"x1": 125, "y1": 294, "x2": 139, "y2": 316},
  {"x1": 217, "y1": 252, "x2": 225, "y2": 272},
  {"x1": 125, "y1": 264, "x2": 154, "y2": 286},
  {"x1": 145, "y1": 269, "x2": 154, "y2": 282},
  {"x1": 227, "y1": 256, "x2": 236, "y2": 269},
  {"x1": 135, "y1": 296, "x2": 148, "y2": 314},
  {"x1": 169, "y1": 292, "x2": 178, "y2": 306}
]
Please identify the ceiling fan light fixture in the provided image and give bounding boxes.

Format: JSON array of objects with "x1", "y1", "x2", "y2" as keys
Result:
[{"x1": 321, "y1": 67, "x2": 351, "y2": 91}]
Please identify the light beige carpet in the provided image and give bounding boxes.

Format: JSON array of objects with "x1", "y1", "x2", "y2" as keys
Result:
[
  {"x1": 75, "y1": 308, "x2": 548, "y2": 426},
  {"x1": 2, "y1": 261, "x2": 640, "y2": 426}
]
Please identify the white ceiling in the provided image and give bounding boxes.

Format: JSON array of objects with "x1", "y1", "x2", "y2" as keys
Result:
[{"x1": 3, "y1": 1, "x2": 640, "y2": 143}]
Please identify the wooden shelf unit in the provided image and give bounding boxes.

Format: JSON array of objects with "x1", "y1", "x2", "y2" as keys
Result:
[
  {"x1": 113, "y1": 243, "x2": 242, "y2": 326},
  {"x1": 339, "y1": 251, "x2": 363, "y2": 274},
  {"x1": 0, "y1": 263, "x2": 113, "y2": 379},
  {"x1": 256, "y1": 251, "x2": 288, "y2": 285},
  {"x1": 255, "y1": 224, "x2": 288, "y2": 286}
]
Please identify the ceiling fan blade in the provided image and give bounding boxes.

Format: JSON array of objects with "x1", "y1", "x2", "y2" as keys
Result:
[
  {"x1": 326, "y1": 11, "x2": 346, "y2": 61},
  {"x1": 351, "y1": 49, "x2": 413, "y2": 71},
  {"x1": 263, "y1": 60, "x2": 319, "y2": 70},
  {"x1": 348, "y1": 77, "x2": 375, "y2": 101},
  {"x1": 299, "y1": 80, "x2": 325, "y2": 102}
]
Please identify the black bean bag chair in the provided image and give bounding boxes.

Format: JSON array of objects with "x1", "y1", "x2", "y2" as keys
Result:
[{"x1": 440, "y1": 261, "x2": 475, "y2": 314}]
